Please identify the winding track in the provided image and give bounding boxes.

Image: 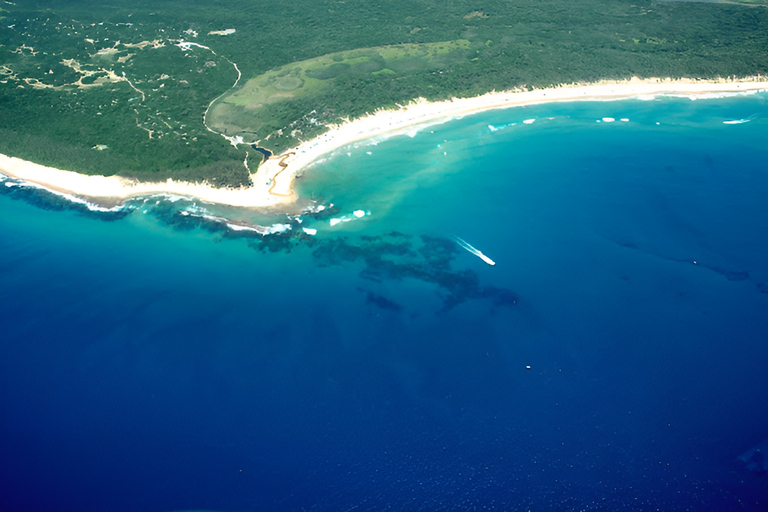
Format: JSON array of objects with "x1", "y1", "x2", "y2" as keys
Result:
[
  {"x1": 267, "y1": 152, "x2": 295, "y2": 197},
  {"x1": 186, "y1": 41, "x2": 295, "y2": 199}
]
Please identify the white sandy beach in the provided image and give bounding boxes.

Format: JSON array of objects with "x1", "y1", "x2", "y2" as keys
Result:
[
  {"x1": 2, "y1": 76, "x2": 766, "y2": 208},
  {"x1": 0, "y1": 153, "x2": 288, "y2": 208}
]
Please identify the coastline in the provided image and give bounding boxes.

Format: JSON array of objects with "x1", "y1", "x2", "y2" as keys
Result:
[
  {"x1": 2, "y1": 76, "x2": 767, "y2": 209},
  {"x1": 0, "y1": 153, "x2": 289, "y2": 209}
]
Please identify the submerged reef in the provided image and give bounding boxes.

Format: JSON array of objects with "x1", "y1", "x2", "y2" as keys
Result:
[
  {"x1": 126, "y1": 198, "x2": 519, "y2": 312},
  {"x1": 739, "y1": 439, "x2": 768, "y2": 478},
  {"x1": 604, "y1": 234, "x2": 768, "y2": 296},
  {"x1": 311, "y1": 233, "x2": 517, "y2": 313},
  {"x1": 359, "y1": 288, "x2": 403, "y2": 312},
  {"x1": 0, "y1": 176, "x2": 133, "y2": 221},
  {"x1": 1, "y1": 186, "x2": 519, "y2": 313}
]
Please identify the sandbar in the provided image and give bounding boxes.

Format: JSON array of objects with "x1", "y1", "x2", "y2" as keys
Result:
[{"x1": 2, "y1": 76, "x2": 766, "y2": 209}]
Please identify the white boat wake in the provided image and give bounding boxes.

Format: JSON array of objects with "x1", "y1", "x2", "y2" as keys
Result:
[
  {"x1": 454, "y1": 236, "x2": 496, "y2": 266},
  {"x1": 723, "y1": 113, "x2": 758, "y2": 125}
]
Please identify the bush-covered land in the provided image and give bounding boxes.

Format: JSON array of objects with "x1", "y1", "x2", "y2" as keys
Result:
[{"x1": 1, "y1": 0, "x2": 767, "y2": 186}]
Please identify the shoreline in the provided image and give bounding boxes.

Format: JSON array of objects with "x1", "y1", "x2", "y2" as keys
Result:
[{"x1": 2, "y1": 76, "x2": 767, "y2": 209}]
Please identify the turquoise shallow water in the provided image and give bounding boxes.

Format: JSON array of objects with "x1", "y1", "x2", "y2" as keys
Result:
[{"x1": 2, "y1": 93, "x2": 768, "y2": 511}]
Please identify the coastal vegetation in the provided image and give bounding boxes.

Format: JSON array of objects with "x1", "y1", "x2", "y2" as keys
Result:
[{"x1": 1, "y1": 0, "x2": 767, "y2": 186}]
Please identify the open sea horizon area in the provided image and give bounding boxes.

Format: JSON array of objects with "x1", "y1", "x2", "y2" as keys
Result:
[{"x1": 2, "y1": 92, "x2": 768, "y2": 511}]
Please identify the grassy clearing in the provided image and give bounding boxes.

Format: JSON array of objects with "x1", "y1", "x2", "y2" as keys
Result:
[{"x1": 208, "y1": 39, "x2": 473, "y2": 142}]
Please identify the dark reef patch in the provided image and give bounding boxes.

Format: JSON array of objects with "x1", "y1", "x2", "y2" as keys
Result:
[
  {"x1": 305, "y1": 204, "x2": 342, "y2": 221},
  {"x1": 603, "y1": 233, "x2": 768, "y2": 296},
  {"x1": 312, "y1": 233, "x2": 518, "y2": 313},
  {"x1": 358, "y1": 288, "x2": 402, "y2": 312}
]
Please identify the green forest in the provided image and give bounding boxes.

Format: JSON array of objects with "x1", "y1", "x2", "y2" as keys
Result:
[{"x1": 1, "y1": 0, "x2": 767, "y2": 186}]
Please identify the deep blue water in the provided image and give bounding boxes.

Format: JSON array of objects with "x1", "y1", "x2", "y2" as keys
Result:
[{"x1": 2, "y1": 93, "x2": 768, "y2": 511}]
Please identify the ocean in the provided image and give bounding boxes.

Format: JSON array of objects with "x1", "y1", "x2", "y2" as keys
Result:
[{"x1": 2, "y1": 93, "x2": 767, "y2": 511}]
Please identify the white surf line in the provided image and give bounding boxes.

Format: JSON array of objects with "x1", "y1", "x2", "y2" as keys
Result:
[{"x1": 454, "y1": 236, "x2": 496, "y2": 266}]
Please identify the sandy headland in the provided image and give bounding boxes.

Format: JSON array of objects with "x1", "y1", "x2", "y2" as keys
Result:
[{"x1": 2, "y1": 76, "x2": 766, "y2": 209}]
